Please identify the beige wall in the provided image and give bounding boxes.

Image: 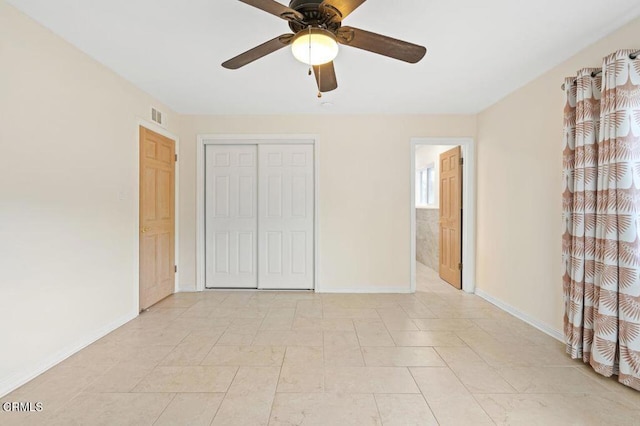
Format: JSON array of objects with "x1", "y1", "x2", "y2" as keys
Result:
[
  {"x1": 476, "y1": 16, "x2": 640, "y2": 334},
  {"x1": 0, "y1": 2, "x2": 179, "y2": 396},
  {"x1": 178, "y1": 115, "x2": 476, "y2": 292}
]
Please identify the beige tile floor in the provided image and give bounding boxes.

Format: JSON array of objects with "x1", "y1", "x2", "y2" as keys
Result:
[{"x1": 2, "y1": 263, "x2": 640, "y2": 425}]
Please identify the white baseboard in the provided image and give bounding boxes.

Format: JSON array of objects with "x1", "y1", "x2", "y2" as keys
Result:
[
  {"x1": 180, "y1": 284, "x2": 413, "y2": 294},
  {"x1": 176, "y1": 286, "x2": 198, "y2": 293},
  {"x1": 0, "y1": 310, "x2": 138, "y2": 398},
  {"x1": 474, "y1": 289, "x2": 564, "y2": 342},
  {"x1": 316, "y1": 286, "x2": 413, "y2": 294}
]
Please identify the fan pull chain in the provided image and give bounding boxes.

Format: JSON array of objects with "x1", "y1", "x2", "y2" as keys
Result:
[
  {"x1": 305, "y1": 25, "x2": 321, "y2": 98},
  {"x1": 317, "y1": 64, "x2": 322, "y2": 98},
  {"x1": 302, "y1": 25, "x2": 321, "y2": 98},
  {"x1": 308, "y1": 25, "x2": 312, "y2": 74}
]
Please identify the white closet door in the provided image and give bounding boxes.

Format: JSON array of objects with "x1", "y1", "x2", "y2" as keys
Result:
[
  {"x1": 258, "y1": 144, "x2": 314, "y2": 290},
  {"x1": 205, "y1": 145, "x2": 257, "y2": 288}
]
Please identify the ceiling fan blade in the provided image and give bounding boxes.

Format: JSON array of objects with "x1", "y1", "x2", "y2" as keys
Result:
[
  {"x1": 319, "y1": 0, "x2": 366, "y2": 20},
  {"x1": 313, "y1": 61, "x2": 338, "y2": 93},
  {"x1": 337, "y1": 26, "x2": 426, "y2": 64},
  {"x1": 238, "y1": 0, "x2": 304, "y2": 21},
  {"x1": 222, "y1": 34, "x2": 294, "y2": 69}
]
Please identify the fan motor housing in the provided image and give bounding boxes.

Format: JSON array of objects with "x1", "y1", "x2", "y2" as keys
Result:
[
  {"x1": 289, "y1": 0, "x2": 324, "y2": 10},
  {"x1": 288, "y1": 0, "x2": 342, "y2": 33}
]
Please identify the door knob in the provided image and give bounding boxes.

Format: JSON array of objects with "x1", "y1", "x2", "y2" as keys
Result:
[{"x1": 141, "y1": 227, "x2": 151, "y2": 233}]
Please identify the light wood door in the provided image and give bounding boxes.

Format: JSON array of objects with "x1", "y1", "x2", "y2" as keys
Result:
[
  {"x1": 139, "y1": 126, "x2": 175, "y2": 310},
  {"x1": 258, "y1": 145, "x2": 314, "y2": 290},
  {"x1": 205, "y1": 145, "x2": 258, "y2": 289},
  {"x1": 439, "y1": 146, "x2": 462, "y2": 289}
]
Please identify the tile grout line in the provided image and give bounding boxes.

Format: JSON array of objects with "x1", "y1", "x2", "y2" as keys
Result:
[
  {"x1": 197, "y1": 327, "x2": 230, "y2": 367},
  {"x1": 451, "y1": 330, "x2": 504, "y2": 370},
  {"x1": 207, "y1": 392, "x2": 226, "y2": 426},
  {"x1": 571, "y1": 364, "x2": 628, "y2": 391},
  {"x1": 433, "y1": 344, "x2": 519, "y2": 394},
  {"x1": 375, "y1": 306, "x2": 399, "y2": 350},
  {"x1": 265, "y1": 348, "x2": 286, "y2": 424},
  {"x1": 371, "y1": 393, "x2": 386, "y2": 425},
  {"x1": 150, "y1": 392, "x2": 178, "y2": 425},
  {"x1": 407, "y1": 367, "x2": 442, "y2": 426},
  {"x1": 351, "y1": 321, "x2": 367, "y2": 366},
  {"x1": 248, "y1": 304, "x2": 270, "y2": 346},
  {"x1": 469, "y1": 392, "x2": 498, "y2": 425},
  {"x1": 210, "y1": 366, "x2": 241, "y2": 425},
  {"x1": 436, "y1": 338, "x2": 507, "y2": 423}
]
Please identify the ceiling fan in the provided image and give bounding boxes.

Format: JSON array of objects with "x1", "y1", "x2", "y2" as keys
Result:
[{"x1": 222, "y1": 0, "x2": 427, "y2": 94}]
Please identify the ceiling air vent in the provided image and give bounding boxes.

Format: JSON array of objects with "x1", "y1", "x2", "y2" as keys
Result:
[{"x1": 151, "y1": 107, "x2": 167, "y2": 128}]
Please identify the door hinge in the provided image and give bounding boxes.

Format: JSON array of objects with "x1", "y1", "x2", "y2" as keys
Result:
[
  {"x1": 174, "y1": 265, "x2": 177, "y2": 273},
  {"x1": 459, "y1": 158, "x2": 464, "y2": 166},
  {"x1": 458, "y1": 263, "x2": 463, "y2": 270},
  {"x1": 175, "y1": 154, "x2": 178, "y2": 162}
]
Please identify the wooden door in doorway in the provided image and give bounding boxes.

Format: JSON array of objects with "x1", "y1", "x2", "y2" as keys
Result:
[
  {"x1": 139, "y1": 126, "x2": 175, "y2": 310},
  {"x1": 439, "y1": 146, "x2": 462, "y2": 289}
]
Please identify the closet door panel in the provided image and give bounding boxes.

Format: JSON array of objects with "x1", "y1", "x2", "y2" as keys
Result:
[
  {"x1": 205, "y1": 145, "x2": 257, "y2": 288},
  {"x1": 259, "y1": 144, "x2": 314, "y2": 290}
]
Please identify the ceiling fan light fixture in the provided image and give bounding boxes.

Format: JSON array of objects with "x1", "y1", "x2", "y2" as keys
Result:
[{"x1": 291, "y1": 28, "x2": 339, "y2": 66}]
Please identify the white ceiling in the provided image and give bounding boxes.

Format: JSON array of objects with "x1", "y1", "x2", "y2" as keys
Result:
[{"x1": 7, "y1": 0, "x2": 640, "y2": 115}]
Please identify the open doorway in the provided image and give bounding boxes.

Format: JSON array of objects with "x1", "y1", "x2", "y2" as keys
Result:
[{"x1": 410, "y1": 138, "x2": 476, "y2": 294}]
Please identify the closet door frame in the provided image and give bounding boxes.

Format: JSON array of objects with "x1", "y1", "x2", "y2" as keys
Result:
[{"x1": 196, "y1": 134, "x2": 319, "y2": 292}]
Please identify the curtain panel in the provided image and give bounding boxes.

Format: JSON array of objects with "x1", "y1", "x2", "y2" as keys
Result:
[{"x1": 563, "y1": 49, "x2": 640, "y2": 391}]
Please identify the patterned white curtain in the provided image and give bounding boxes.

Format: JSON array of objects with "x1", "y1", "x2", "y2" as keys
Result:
[
  {"x1": 563, "y1": 50, "x2": 640, "y2": 391},
  {"x1": 563, "y1": 68, "x2": 601, "y2": 361}
]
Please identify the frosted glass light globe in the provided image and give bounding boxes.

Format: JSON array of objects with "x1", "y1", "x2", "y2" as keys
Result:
[{"x1": 291, "y1": 29, "x2": 339, "y2": 66}]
